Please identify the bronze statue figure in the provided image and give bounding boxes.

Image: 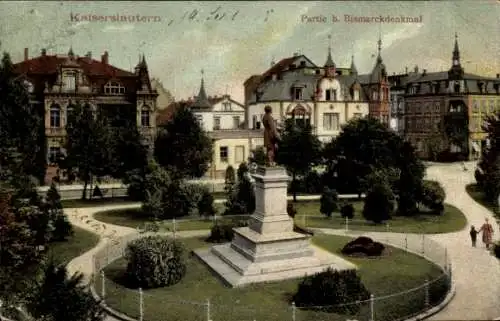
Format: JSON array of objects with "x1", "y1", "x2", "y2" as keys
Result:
[{"x1": 262, "y1": 106, "x2": 280, "y2": 166}]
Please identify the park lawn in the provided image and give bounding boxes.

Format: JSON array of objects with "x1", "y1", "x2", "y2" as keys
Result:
[
  {"x1": 46, "y1": 226, "x2": 100, "y2": 265},
  {"x1": 100, "y1": 234, "x2": 445, "y2": 321},
  {"x1": 293, "y1": 201, "x2": 467, "y2": 234},
  {"x1": 94, "y1": 201, "x2": 466, "y2": 234},
  {"x1": 465, "y1": 184, "x2": 499, "y2": 219},
  {"x1": 61, "y1": 197, "x2": 138, "y2": 209}
]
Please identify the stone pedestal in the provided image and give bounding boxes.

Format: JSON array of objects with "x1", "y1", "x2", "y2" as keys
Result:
[{"x1": 194, "y1": 166, "x2": 355, "y2": 287}]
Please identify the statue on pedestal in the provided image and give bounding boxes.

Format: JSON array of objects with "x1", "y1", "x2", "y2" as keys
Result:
[{"x1": 262, "y1": 106, "x2": 280, "y2": 167}]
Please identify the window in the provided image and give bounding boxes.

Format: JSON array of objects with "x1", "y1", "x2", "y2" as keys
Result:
[
  {"x1": 454, "y1": 81, "x2": 460, "y2": 93},
  {"x1": 235, "y1": 145, "x2": 245, "y2": 163},
  {"x1": 48, "y1": 146, "x2": 61, "y2": 164},
  {"x1": 223, "y1": 103, "x2": 231, "y2": 111},
  {"x1": 300, "y1": 61, "x2": 306, "y2": 67},
  {"x1": 252, "y1": 115, "x2": 258, "y2": 129},
  {"x1": 323, "y1": 113, "x2": 339, "y2": 131},
  {"x1": 219, "y1": 146, "x2": 228, "y2": 162},
  {"x1": 104, "y1": 82, "x2": 125, "y2": 94},
  {"x1": 353, "y1": 113, "x2": 363, "y2": 119},
  {"x1": 50, "y1": 104, "x2": 61, "y2": 128},
  {"x1": 64, "y1": 72, "x2": 76, "y2": 91},
  {"x1": 372, "y1": 91, "x2": 378, "y2": 100},
  {"x1": 141, "y1": 108, "x2": 150, "y2": 127},
  {"x1": 325, "y1": 89, "x2": 331, "y2": 101},
  {"x1": 353, "y1": 90, "x2": 359, "y2": 101},
  {"x1": 233, "y1": 116, "x2": 240, "y2": 129},
  {"x1": 293, "y1": 87, "x2": 303, "y2": 100},
  {"x1": 214, "y1": 117, "x2": 221, "y2": 130}
]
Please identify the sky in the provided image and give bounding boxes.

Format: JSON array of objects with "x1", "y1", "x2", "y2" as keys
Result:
[{"x1": 0, "y1": 1, "x2": 499, "y2": 105}]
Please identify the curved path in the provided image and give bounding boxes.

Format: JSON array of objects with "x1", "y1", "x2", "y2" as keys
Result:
[{"x1": 65, "y1": 162, "x2": 500, "y2": 321}]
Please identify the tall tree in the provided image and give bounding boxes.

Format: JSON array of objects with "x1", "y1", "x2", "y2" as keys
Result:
[
  {"x1": 154, "y1": 107, "x2": 213, "y2": 178},
  {"x1": 62, "y1": 103, "x2": 114, "y2": 199},
  {"x1": 276, "y1": 119, "x2": 322, "y2": 202},
  {"x1": 323, "y1": 117, "x2": 403, "y2": 195},
  {"x1": 26, "y1": 262, "x2": 104, "y2": 321},
  {"x1": 478, "y1": 112, "x2": 500, "y2": 201},
  {"x1": 110, "y1": 125, "x2": 149, "y2": 180},
  {"x1": 0, "y1": 52, "x2": 45, "y2": 184},
  {"x1": 45, "y1": 183, "x2": 73, "y2": 241}
]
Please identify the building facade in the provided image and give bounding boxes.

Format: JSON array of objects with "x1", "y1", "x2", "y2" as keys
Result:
[
  {"x1": 244, "y1": 38, "x2": 390, "y2": 143},
  {"x1": 158, "y1": 74, "x2": 263, "y2": 179},
  {"x1": 401, "y1": 35, "x2": 500, "y2": 160},
  {"x1": 13, "y1": 48, "x2": 158, "y2": 183}
]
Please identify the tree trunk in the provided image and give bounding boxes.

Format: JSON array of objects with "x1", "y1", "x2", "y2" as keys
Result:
[
  {"x1": 292, "y1": 172, "x2": 297, "y2": 202},
  {"x1": 82, "y1": 179, "x2": 88, "y2": 200},
  {"x1": 89, "y1": 173, "x2": 93, "y2": 200}
]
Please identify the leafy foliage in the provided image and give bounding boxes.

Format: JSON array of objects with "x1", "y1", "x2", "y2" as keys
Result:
[
  {"x1": 249, "y1": 146, "x2": 266, "y2": 166},
  {"x1": 45, "y1": 183, "x2": 73, "y2": 241},
  {"x1": 125, "y1": 236, "x2": 186, "y2": 289},
  {"x1": 287, "y1": 203, "x2": 297, "y2": 218},
  {"x1": 420, "y1": 181, "x2": 446, "y2": 214},
  {"x1": 224, "y1": 165, "x2": 236, "y2": 193},
  {"x1": 320, "y1": 187, "x2": 338, "y2": 218},
  {"x1": 236, "y1": 162, "x2": 249, "y2": 181},
  {"x1": 396, "y1": 142, "x2": 425, "y2": 216},
  {"x1": 293, "y1": 268, "x2": 371, "y2": 315},
  {"x1": 206, "y1": 223, "x2": 235, "y2": 243},
  {"x1": 341, "y1": 237, "x2": 385, "y2": 256},
  {"x1": 62, "y1": 103, "x2": 114, "y2": 199},
  {"x1": 477, "y1": 112, "x2": 500, "y2": 201},
  {"x1": 224, "y1": 175, "x2": 255, "y2": 215},
  {"x1": 197, "y1": 188, "x2": 216, "y2": 217},
  {"x1": 154, "y1": 106, "x2": 213, "y2": 178},
  {"x1": 493, "y1": 241, "x2": 500, "y2": 259},
  {"x1": 340, "y1": 203, "x2": 355, "y2": 219},
  {"x1": 0, "y1": 52, "x2": 45, "y2": 184},
  {"x1": 276, "y1": 119, "x2": 322, "y2": 201},
  {"x1": 26, "y1": 262, "x2": 104, "y2": 321},
  {"x1": 362, "y1": 181, "x2": 394, "y2": 223}
]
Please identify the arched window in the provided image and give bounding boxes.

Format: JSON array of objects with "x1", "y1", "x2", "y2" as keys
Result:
[
  {"x1": 290, "y1": 105, "x2": 310, "y2": 127},
  {"x1": 141, "y1": 106, "x2": 150, "y2": 127},
  {"x1": 104, "y1": 81, "x2": 125, "y2": 94},
  {"x1": 50, "y1": 104, "x2": 61, "y2": 128}
]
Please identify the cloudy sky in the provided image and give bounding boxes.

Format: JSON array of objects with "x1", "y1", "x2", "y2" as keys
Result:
[{"x1": 0, "y1": 1, "x2": 498, "y2": 104}]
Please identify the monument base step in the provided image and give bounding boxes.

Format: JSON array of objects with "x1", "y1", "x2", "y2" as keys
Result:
[{"x1": 194, "y1": 244, "x2": 357, "y2": 287}]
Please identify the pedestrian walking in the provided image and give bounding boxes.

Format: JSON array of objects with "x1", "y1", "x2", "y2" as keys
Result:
[
  {"x1": 478, "y1": 218, "x2": 494, "y2": 250},
  {"x1": 470, "y1": 226, "x2": 478, "y2": 247}
]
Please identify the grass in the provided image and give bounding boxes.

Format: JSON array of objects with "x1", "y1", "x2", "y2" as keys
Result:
[
  {"x1": 465, "y1": 183, "x2": 499, "y2": 220},
  {"x1": 46, "y1": 226, "x2": 100, "y2": 265},
  {"x1": 61, "y1": 197, "x2": 137, "y2": 209},
  {"x1": 99, "y1": 234, "x2": 446, "y2": 321},
  {"x1": 94, "y1": 201, "x2": 467, "y2": 234}
]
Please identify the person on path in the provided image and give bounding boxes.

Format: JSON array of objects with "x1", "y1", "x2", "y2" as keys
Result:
[
  {"x1": 470, "y1": 226, "x2": 478, "y2": 247},
  {"x1": 478, "y1": 218, "x2": 494, "y2": 249}
]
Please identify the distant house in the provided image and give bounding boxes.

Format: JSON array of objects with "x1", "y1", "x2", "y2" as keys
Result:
[{"x1": 12, "y1": 47, "x2": 158, "y2": 183}]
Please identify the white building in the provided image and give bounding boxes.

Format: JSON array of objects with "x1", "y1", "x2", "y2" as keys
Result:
[{"x1": 244, "y1": 47, "x2": 371, "y2": 143}]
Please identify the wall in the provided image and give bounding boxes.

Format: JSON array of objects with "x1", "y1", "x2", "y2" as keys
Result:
[{"x1": 213, "y1": 138, "x2": 251, "y2": 173}]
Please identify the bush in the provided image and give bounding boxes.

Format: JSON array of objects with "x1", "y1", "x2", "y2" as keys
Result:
[
  {"x1": 206, "y1": 223, "x2": 235, "y2": 243},
  {"x1": 224, "y1": 176, "x2": 255, "y2": 215},
  {"x1": 340, "y1": 203, "x2": 355, "y2": 219},
  {"x1": 428, "y1": 274, "x2": 451, "y2": 306},
  {"x1": 341, "y1": 237, "x2": 385, "y2": 256},
  {"x1": 362, "y1": 183, "x2": 394, "y2": 223},
  {"x1": 287, "y1": 203, "x2": 297, "y2": 218},
  {"x1": 474, "y1": 169, "x2": 484, "y2": 187},
  {"x1": 52, "y1": 214, "x2": 74, "y2": 241},
  {"x1": 493, "y1": 241, "x2": 500, "y2": 259},
  {"x1": 320, "y1": 187, "x2": 338, "y2": 218},
  {"x1": 198, "y1": 189, "x2": 216, "y2": 217},
  {"x1": 293, "y1": 268, "x2": 371, "y2": 315},
  {"x1": 420, "y1": 181, "x2": 445, "y2": 213},
  {"x1": 125, "y1": 236, "x2": 186, "y2": 289}
]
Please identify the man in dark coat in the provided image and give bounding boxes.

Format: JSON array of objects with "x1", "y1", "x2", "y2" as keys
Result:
[{"x1": 262, "y1": 106, "x2": 280, "y2": 166}]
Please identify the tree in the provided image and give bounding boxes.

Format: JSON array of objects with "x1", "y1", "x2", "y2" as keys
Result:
[
  {"x1": 224, "y1": 165, "x2": 236, "y2": 193},
  {"x1": 249, "y1": 146, "x2": 266, "y2": 166},
  {"x1": 340, "y1": 203, "x2": 355, "y2": 219},
  {"x1": 63, "y1": 103, "x2": 114, "y2": 199},
  {"x1": 110, "y1": 125, "x2": 149, "y2": 180},
  {"x1": 362, "y1": 181, "x2": 394, "y2": 224},
  {"x1": 323, "y1": 117, "x2": 403, "y2": 195},
  {"x1": 478, "y1": 112, "x2": 500, "y2": 201},
  {"x1": 320, "y1": 187, "x2": 338, "y2": 218},
  {"x1": 420, "y1": 180, "x2": 446, "y2": 214},
  {"x1": 26, "y1": 262, "x2": 104, "y2": 321},
  {"x1": 154, "y1": 106, "x2": 212, "y2": 178},
  {"x1": 45, "y1": 183, "x2": 73, "y2": 241},
  {"x1": 396, "y1": 142, "x2": 425, "y2": 216},
  {"x1": 0, "y1": 52, "x2": 45, "y2": 184},
  {"x1": 224, "y1": 174, "x2": 256, "y2": 215},
  {"x1": 237, "y1": 162, "x2": 249, "y2": 181},
  {"x1": 198, "y1": 189, "x2": 216, "y2": 217},
  {"x1": 276, "y1": 119, "x2": 322, "y2": 202}
]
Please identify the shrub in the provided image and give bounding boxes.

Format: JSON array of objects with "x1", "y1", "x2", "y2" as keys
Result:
[
  {"x1": 92, "y1": 185, "x2": 103, "y2": 198},
  {"x1": 340, "y1": 203, "x2": 355, "y2": 219},
  {"x1": 420, "y1": 181, "x2": 446, "y2": 213},
  {"x1": 52, "y1": 214, "x2": 74, "y2": 241},
  {"x1": 224, "y1": 165, "x2": 236, "y2": 192},
  {"x1": 341, "y1": 237, "x2": 385, "y2": 256},
  {"x1": 125, "y1": 236, "x2": 186, "y2": 289},
  {"x1": 320, "y1": 187, "x2": 338, "y2": 218},
  {"x1": 428, "y1": 273, "x2": 451, "y2": 306},
  {"x1": 363, "y1": 182, "x2": 394, "y2": 223},
  {"x1": 206, "y1": 223, "x2": 235, "y2": 243},
  {"x1": 493, "y1": 241, "x2": 500, "y2": 259},
  {"x1": 474, "y1": 169, "x2": 484, "y2": 187},
  {"x1": 224, "y1": 176, "x2": 255, "y2": 215},
  {"x1": 198, "y1": 189, "x2": 216, "y2": 217},
  {"x1": 287, "y1": 203, "x2": 297, "y2": 218},
  {"x1": 293, "y1": 268, "x2": 370, "y2": 315}
]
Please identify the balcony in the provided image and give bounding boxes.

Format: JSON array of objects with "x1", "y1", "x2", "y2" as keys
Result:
[{"x1": 45, "y1": 127, "x2": 66, "y2": 136}]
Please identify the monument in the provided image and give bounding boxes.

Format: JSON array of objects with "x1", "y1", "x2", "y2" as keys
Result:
[{"x1": 194, "y1": 107, "x2": 355, "y2": 287}]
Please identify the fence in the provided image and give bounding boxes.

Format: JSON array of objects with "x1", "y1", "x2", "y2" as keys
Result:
[{"x1": 90, "y1": 219, "x2": 452, "y2": 321}]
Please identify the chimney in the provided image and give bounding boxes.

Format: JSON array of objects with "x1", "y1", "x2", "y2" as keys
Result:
[
  {"x1": 24, "y1": 48, "x2": 28, "y2": 61},
  {"x1": 41, "y1": 48, "x2": 46, "y2": 56},
  {"x1": 293, "y1": 52, "x2": 299, "y2": 57},
  {"x1": 101, "y1": 51, "x2": 109, "y2": 64}
]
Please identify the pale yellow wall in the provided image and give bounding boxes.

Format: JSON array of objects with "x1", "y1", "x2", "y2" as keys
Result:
[{"x1": 213, "y1": 138, "x2": 250, "y2": 171}]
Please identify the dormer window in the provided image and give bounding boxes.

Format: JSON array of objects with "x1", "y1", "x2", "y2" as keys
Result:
[
  {"x1": 315, "y1": 69, "x2": 321, "y2": 75},
  {"x1": 63, "y1": 72, "x2": 76, "y2": 91},
  {"x1": 300, "y1": 61, "x2": 306, "y2": 67},
  {"x1": 293, "y1": 87, "x2": 303, "y2": 100},
  {"x1": 104, "y1": 81, "x2": 125, "y2": 94},
  {"x1": 223, "y1": 103, "x2": 231, "y2": 111}
]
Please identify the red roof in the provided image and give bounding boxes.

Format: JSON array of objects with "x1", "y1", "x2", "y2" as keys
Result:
[
  {"x1": 261, "y1": 56, "x2": 298, "y2": 78},
  {"x1": 13, "y1": 55, "x2": 135, "y2": 77},
  {"x1": 156, "y1": 96, "x2": 228, "y2": 125}
]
